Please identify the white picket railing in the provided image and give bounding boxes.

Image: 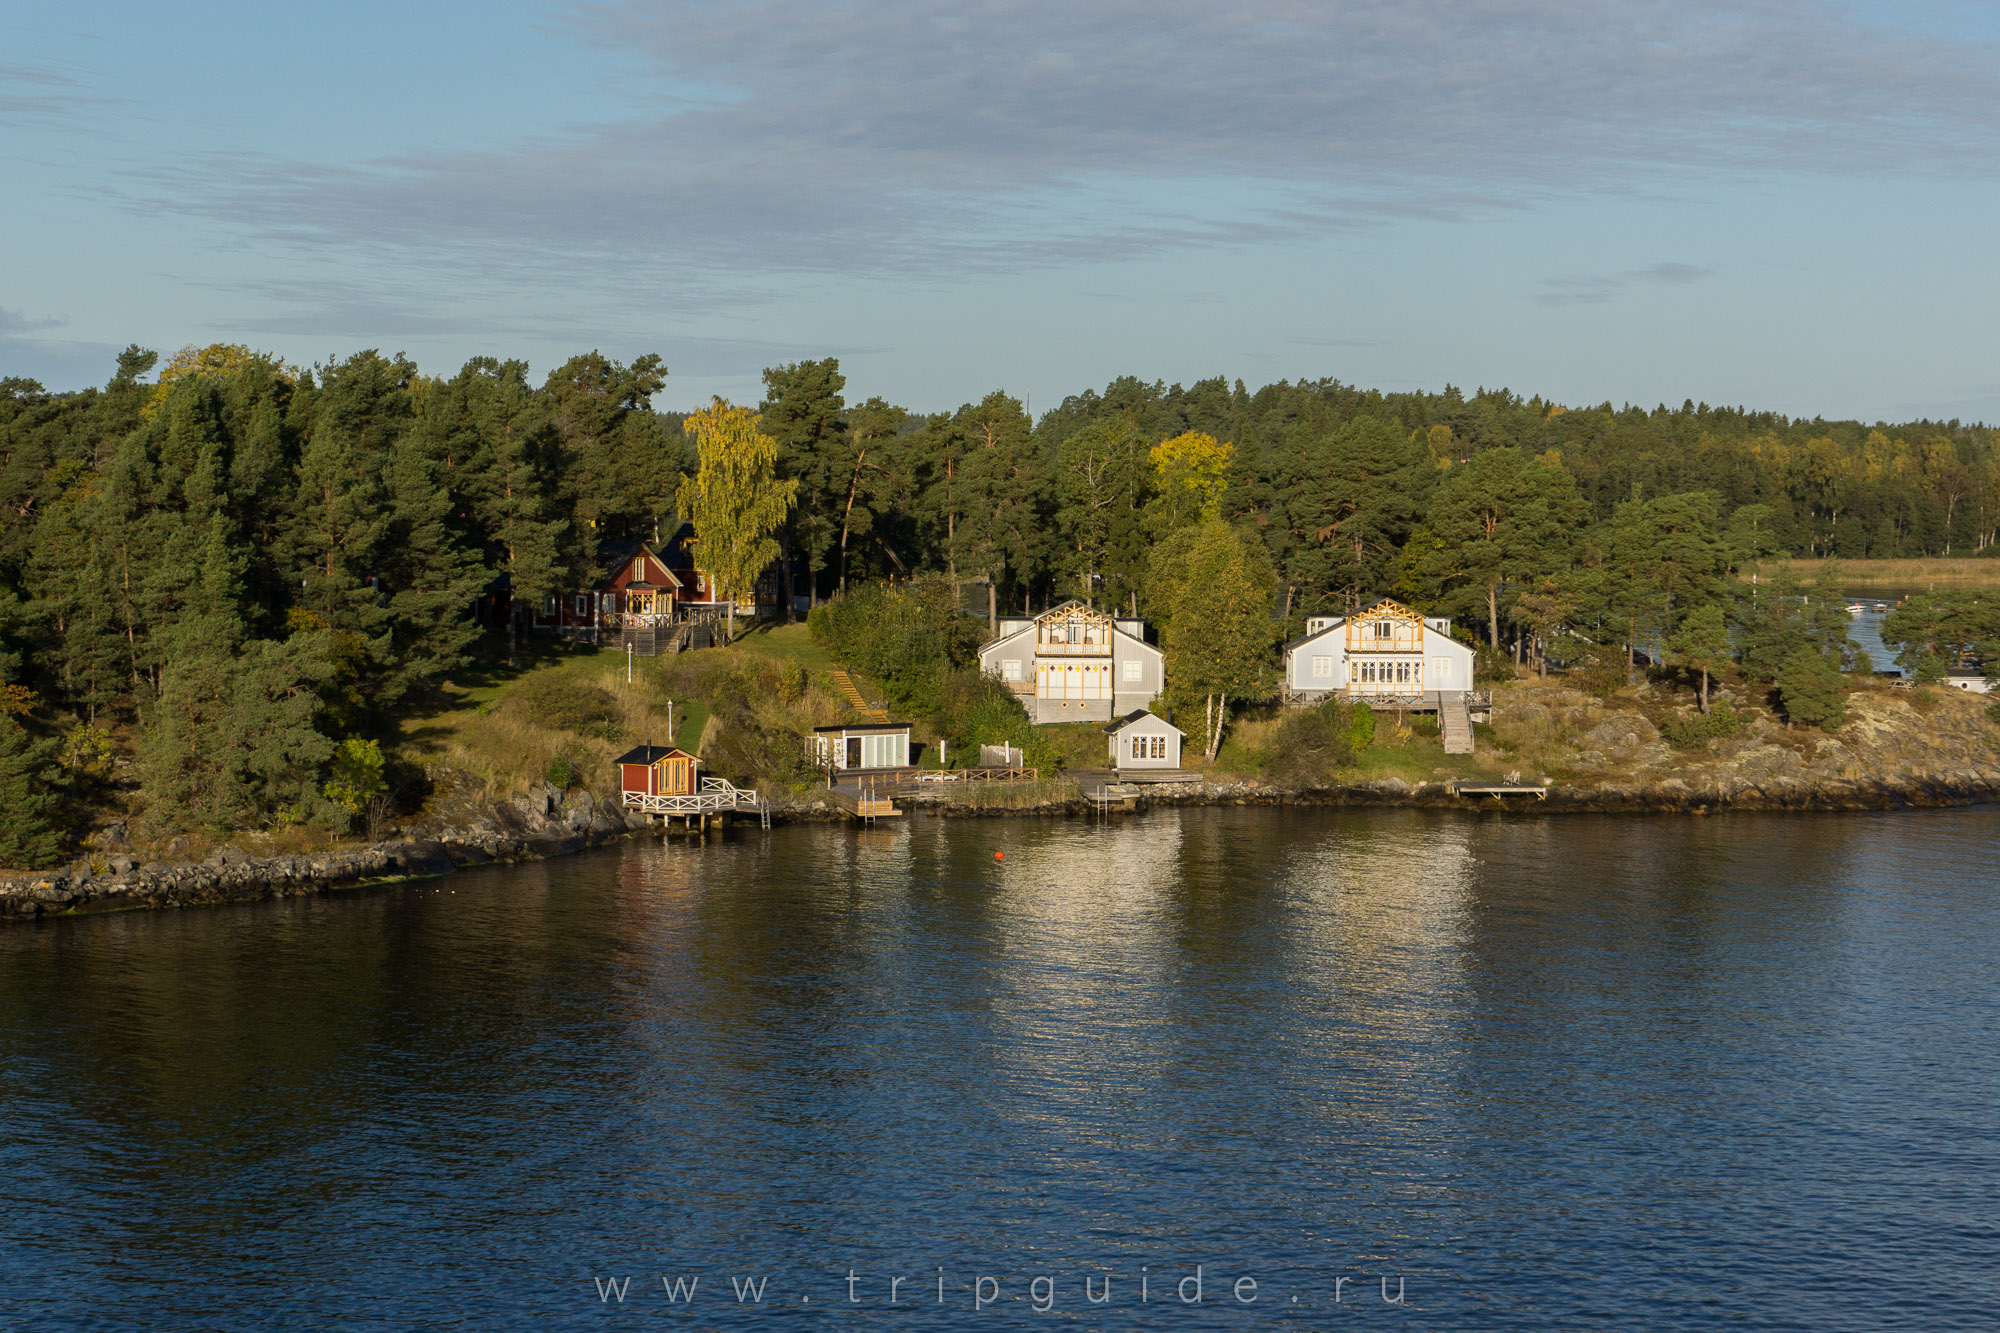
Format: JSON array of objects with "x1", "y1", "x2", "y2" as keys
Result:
[{"x1": 622, "y1": 776, "x2": 762, "y2": 816}]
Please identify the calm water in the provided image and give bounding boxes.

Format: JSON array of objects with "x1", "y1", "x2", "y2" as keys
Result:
[{"x1": 3, "y1": 808, "x2": 1998, "y2": 1330}]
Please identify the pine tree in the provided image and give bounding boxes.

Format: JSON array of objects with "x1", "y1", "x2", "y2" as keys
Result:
[
  {"x1": 0, "y1": 714, "x2": 64, "y2": 868},
  {"x1": 447, "y1": 359, "x2": 569, "y2": 666},
  {"x1": 542, "y1": 351, "x2": 672, "y2": 541},
  {"x1": 760, "y1": 358, "x2": 848, "y2": 611},
  {"x1": 947, "y1": 393, "x2": 1046, "y2": 622},
  {"x1": 1403, "y1": 448, "x2": 1585, "y2": 648},
  {"x1": 1668, "y1": 602, "x2": 1733, "y2": 711},
  {"x1": 1775, "y1": 646, "x2": 1847, "y2": 731},
  {"x1": 1053, "y1": 418, "x2": 1150, "y2": 608},
  {"x1": 375, "y1": 426, "x2": 486, "y2": 704}
]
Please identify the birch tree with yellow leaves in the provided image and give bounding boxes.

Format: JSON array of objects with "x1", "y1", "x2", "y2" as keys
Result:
[{"x1": 676, "y1": 400, "x2": 799, "y2": 638}]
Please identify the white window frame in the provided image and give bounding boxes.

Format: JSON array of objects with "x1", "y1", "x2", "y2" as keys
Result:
[
  {"x1": 1311, "y1": 655, "x2": 1333, "y2": 678},
  {"x1": 1123, "y1": 658, "x2": 1142, "y2": 682},
  {"x1": 1001, "y1": 659, "x2": 1022, "y2": 681}
]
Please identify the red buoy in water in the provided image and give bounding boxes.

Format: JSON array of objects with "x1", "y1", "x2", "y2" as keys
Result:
[{"x1": 994, "y1": 851, "x2": 1004, "y2": 861}]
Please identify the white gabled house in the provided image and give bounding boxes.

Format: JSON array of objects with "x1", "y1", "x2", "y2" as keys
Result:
[
  {"x1": 979, "y1": 600, "x2": 1164, "y2": 724},
  {"x1": 1106, "y1": 709, "x2": 1184, "y2": 771},
  {"x1": 1284, "y1": 598, "x2": 1476, "y2": 705}
]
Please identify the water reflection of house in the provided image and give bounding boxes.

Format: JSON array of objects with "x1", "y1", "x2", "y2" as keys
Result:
[{"x1": 978, "y1": 601, "x2": 1164, "y2": 724}]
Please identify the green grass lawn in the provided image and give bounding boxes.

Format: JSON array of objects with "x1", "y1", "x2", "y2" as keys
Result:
[
  {"x1": 729, "y1": 621, "x2": 837, "y2": 674},
  {"x1": 669, "y1": 700, "x2": 709, "y2": 752}
]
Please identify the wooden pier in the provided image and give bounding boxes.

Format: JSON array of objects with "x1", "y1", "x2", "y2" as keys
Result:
[
  {"x1": 1448, "y1": 781, "x2": 1549, "y2": 801},
  {"x1": 622, "y1": 776, "x2": 770, "y2": 827}
]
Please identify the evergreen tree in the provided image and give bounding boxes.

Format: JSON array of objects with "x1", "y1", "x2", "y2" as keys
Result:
[
  {"x1": 834, "y1": 396, "x2": 913, "y2": 594},
  {"x1": 1272, "y1": 415, "x2": 1433, "y2": 613},
  {"x1": 1402, "y1": 448, "x2": 1585, "y2": 647},
  {"x1": 760, "y1": 358, "x2": 849, "y2": 611},
  {"x1": 542, "y1": 351, "x2": 672, "y2": 541},
  {"x1": 944, "y1": 393, "x2": 1046, "y2": 625},
  {"x1": 1880, "y1": 590, "x2": 2000, "y2": 680},
  {"x1": 1668, "y1": 602, "x2": 1733, "y2": 711},
  {"x1": 139, "y1": 630, "x2": 334, "y2": 831},
  {"x1": 450, "y1": 359, "x2": 568, "y2": 666},
  {"x1": 0, "y1": 714, "x2": 64, "y2": 868},
  {"x1": 1052, "y1": 417, "x2": 1150, "y2": 609},
  {"x1": 1775, "y1": 646, "x2": 1847, "y2": 731}
]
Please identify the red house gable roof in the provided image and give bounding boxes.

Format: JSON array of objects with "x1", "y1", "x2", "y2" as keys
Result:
[{"x1": 597, "y1": 546, "x2": 682, "y2": 594}]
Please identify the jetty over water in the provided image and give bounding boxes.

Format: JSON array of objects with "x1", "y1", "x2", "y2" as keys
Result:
[
  {"x1": 1449, "y1": 781, "x2": 1550, "y2": 800},
  {"x1": 622, "y1": 777, "x2": 770, "y2": 827}
]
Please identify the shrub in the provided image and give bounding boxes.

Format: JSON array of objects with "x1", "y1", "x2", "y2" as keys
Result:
[
  {"x1": 1347, "y1": 702, "x2": 1376, "y2": 750},
  {"x1": 1267, "y1": 701, "x2": 1358, "y2": 787},
  {"x1": 1574, "y1": 645, "x2": 1631, "y2": 698},
  {"x1": 322, "y1": 737, "x2": 389, "y2": 834},
  {"x1": 514, "y1": 673, "x2": 618, "y2": 737},
  {"x1": 808, "y1": 578, "x2": 982, "y2": 714},
  {"x1": 779, "y1": 659, "x2": 806, "y2": 701},
  {"x1": 706, "y1": 706, "x2": 820, "y2": 791},
  {"x1": 545, "y1": 753, "x2": 581, "y2": 790},
  {"x1": 1662, "y1": 712, "x2": 1709, "y2": 750},
  {"x1": 933, "y1": 669, "x2": 1057, "y2": 771},
  {"x1": 1706, "y1": 697, "x2": 1739, "y2": 738}
]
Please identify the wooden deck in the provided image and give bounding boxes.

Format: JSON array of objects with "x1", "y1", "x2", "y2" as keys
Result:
[
  {"x1": 1448, "y1": 782, "x2": 1548, "y2": 800},
  {"x1": 828, "y1": 783, "x2": 902, "y2": 818},
  {"x1": 623, "y1": 777, "x2": 769, "y2": 824}
]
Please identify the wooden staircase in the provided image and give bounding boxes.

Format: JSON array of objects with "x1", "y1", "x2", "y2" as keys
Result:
[
  {"x1": 828, "y1": 666, "x2": 889, "y2": 723},
  {"x1": 1441, "y1": 694, "x2": 1475, "y2": 754}
]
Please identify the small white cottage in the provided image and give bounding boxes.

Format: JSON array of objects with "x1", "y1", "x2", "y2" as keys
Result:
[
  {"x1": 1106, "y1": 710, "x2": 1184, "y2": 771},
  {"x1": 979, "y1": 600, "x2": 1164, "y2": 724},
  {"x1": 1283, "y1": 599, "x2": 1475, "y2": 705},
  {"x1": 1944, "y1": 670, "x2": 1992, "y2": 694},
  {"x1": 811, "y1": 722, "x2": 912, "y2": 771}
]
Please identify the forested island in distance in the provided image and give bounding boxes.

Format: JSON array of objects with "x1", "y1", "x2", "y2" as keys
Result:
[{"x1": 5, "y1": 343, "x2": 2000, "y2": 882}]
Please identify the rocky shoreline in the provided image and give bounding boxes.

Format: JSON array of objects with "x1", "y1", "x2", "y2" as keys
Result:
[{"x1": 7, "y1": 745, "x2": 1997, "y2": 920}]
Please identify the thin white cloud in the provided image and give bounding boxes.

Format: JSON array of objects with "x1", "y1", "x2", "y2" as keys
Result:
[
  {"x1": 0, "y1": 64, "x2": 104, "y2": 122},
  {"x1": 1535, "y1": 262, "x2": 1717, "y2": 306},
  {"x1": 135, "y1": 2, "x2": 2000, "y2": 307}
]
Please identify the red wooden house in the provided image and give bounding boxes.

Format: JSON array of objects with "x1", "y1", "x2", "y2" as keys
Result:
[
  {"x1": 480, "y1": 527, "x2": 783, "y2": 649},
  {"x1": 616, "y1": 745, "x2": 699, "y2": 801}
]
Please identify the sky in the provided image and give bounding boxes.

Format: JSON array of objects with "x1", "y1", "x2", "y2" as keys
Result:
[{"x1": 4, "y1": 0, "x2": 1999, "y2": 422}]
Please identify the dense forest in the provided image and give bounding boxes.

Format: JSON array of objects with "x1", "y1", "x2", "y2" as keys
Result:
[{"x1": 4, "y1": 343, "x2": 1999, "y2": 863}]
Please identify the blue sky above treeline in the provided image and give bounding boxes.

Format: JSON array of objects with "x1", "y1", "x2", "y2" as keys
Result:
[{"x1": 4, "y1": 0, "x2": 1999, "y2": 422}]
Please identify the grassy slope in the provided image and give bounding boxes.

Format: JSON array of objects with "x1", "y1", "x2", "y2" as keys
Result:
[{"x1": 400, "y1": 624, "x2": 864, "y2": 801}]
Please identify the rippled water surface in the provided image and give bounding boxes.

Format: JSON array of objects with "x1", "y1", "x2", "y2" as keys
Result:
[{"x1": 4, "y1": 808, "x2": 1998, "y2": 1330}]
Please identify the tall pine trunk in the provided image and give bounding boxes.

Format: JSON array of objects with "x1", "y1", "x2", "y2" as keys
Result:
[{"x1": 1487, "y1": 579, "x2": 1499, "y2": 648}]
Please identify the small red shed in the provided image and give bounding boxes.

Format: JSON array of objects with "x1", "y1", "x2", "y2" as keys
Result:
[{"x1": 616, "y1": 745, "x2": 699, "y2": 800}]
